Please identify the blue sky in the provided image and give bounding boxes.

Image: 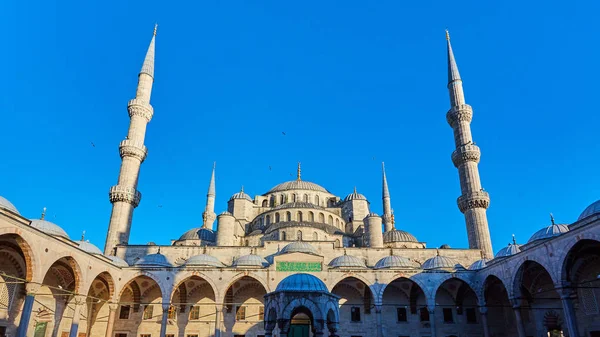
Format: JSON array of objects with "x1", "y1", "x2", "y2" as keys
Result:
[{"x1": 1, "y1": 0, "x2": 599, "y2": 254}]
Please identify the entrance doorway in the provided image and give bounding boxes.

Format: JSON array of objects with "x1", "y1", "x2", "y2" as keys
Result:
[{"x1": 290, "y1": 309, "x2": 312, "y2": 337}]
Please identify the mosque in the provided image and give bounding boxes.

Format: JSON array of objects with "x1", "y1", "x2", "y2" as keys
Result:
[{"x1": 0, "y1": 27, "x2": 599, "y2": 337}]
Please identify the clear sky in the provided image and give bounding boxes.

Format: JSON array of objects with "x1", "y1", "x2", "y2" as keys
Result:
[{"x1": 1, "y1": 0, "x2": 599, "y2": 254}]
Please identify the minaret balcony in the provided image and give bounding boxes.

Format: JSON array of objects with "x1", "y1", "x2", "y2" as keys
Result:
[
  {"x1": 457, "y1": 191, "x2": 490, "y2": 213},
  {"x1": 451, "y1": 144, "x2": 481, "y2": 167},
  {"x1": 109, "y1": 185, "x2": 142, "y2": 207},
  {"x1": 446, "y1": 104, "x2": 473, "y2": 127},
  {"x1": 127, "y1": 99, "x2": 154, "y2": 122},
  {"x1": 119, "y1": 139, "x2": 148, "y2": 162}
]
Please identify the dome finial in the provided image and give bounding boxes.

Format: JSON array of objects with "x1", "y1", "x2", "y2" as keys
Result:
[
  {"x1": 203, "y1": 245, "x2": 207, "y2": 254},
  {"x1": 391, "y1": 209, "x2": 395, "y2": 225},
  {"x1": 550, "y1": 213, "x2": 555, "y2": 225},
  {"x1": 81, "y1": 230, "x2": 85, "y2": 241},
  {"x1": 343, "y1": 248, "x2": 347, "y2": 256},
  {"x1": 512, "y1": 234, "x2": 517, "y2": 245},
  {"x1": 389, "y1": 247, "x2": 393, "y2": 256},
  {"x1": 41, "y1": 207, "x2": 46, "y2": 220},
  {"x1": 354, "y1": 186, "x2": 357, "y2": 194},
  {"x1": 157, "y1": 247, "x2": 161, "y2": 254},
  {"x1": 445, "y1": 28, "x2": 450, "y2": 41},
  {"x1": 153, "y1": 23, "x2": 158, "y2": 36},
  {"x1": 297, "y1": 162, "x2": 301, "y2": 181},
  {"x1": 436, "y1": 248, "x2": 440, "y2": 256},
  {"x1": 241, "y1": 185, "x2": 244, "y2": 193}
]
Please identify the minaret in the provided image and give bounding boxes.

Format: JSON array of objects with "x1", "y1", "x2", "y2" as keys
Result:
[
  {"x1": 104, "y1": 26, "x2": 157, "y2": 255},
  {"x1": 202, "y1": 163, "x2": 217, "y2": 229},
  {"x1": 381, "y1": 162, "x2": 393, "y2": 232},
  {"x1": 445, "y1": 30, "x2": 493, "y2": 257}
]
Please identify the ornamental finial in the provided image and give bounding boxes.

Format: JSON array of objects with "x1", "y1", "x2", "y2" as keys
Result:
[
  {"x1": 153, "y1": 23, "x2": 158, "y2": 36},
  {"x1": 389, "y1": 247, "x2": 393, "y2": 256},
  {"x1": 157, "y1": 247, "x2": 161, "y2": 254},
  {"x1": 354, "y1": 186, "x2": 357, "y2": 194},
  {"x1": 436, "y1": 248, "x2": 440, "y2": 256},
  {"x1": 41, "y1": 207, "x2": 46, "y2": 220},
  {"x1": 445, "y1": 29, "x2": 450, "y2": 41},
  {"x1": 391, "y1": 209, "x2": 395, "y2": 225},
  {"x1": 512, "y1": 234, "x2": 517, "y2": 245},
  {"x1": 550, "y1": 213, "x2": 555, "y2": 225},
  {"x1": 81, "y1": 231, "x2": 86, "y2": 241},
  {"x1": 241, "y1": 185, "x2": 244, "y2": 193},
  {"x1": 297, "y1": 162, "x2": 301, "y2": 181}
]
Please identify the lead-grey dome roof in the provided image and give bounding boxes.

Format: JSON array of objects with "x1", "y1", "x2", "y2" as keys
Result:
[
  {"x1": 279, "y1": 242, "x2": 320, "y2": 256},
  {"x1": 0, "y1": 196, "x2": 19, "y2": 214},
  {"x1": 134, "y1": 252, "x2": 172, "y2": 267},
  {"x1": 107, "y1": 255, "x2": 129, "y2": 267},
  {"x1": 528, "y1": 223, "x2": 569, "y2": 243},
  {"x1": 30, "y1": 219, "x2": 70, "y2": 239},
  {"x1": 374, "y1": 255, "x2": 419, "y2": 269},
  {"x1": 178, "y1": 228, "x2": 216, "y2": 241},
  {"x1": 267, "y1": 180, "x2": 329, "y2": 194},
  {"x1": 76, "y1": 240, "x2": 102, "y2": 255},
  {"x1": 422, "y1": 255, "x2": 463, "y2": 270},
  {"x1": 229, "y1": 190, "x2": 253, "y2": 202},
  {"x1": 276, "y1": 273, "x2": 328, "y2": 292},
  {"x1": 383, "y1": 229, "x2": 418, "y2": 243},
  {"x1": 184, "y1": 254, "x2": 224, "y2": 267},
  {"x1": 233, "y1": 254, "x2": 269, "y2": 268},
  {"x1": 495, "y1": 242, "x2": 521, "y2": 258},
  {"x1": 579, "y1": 200, "x2": 600, "y2": 220},
  {"x1": 468, "y1": 258, "x2": 491, "y2": 270},
  {"x1": 344, "y1": 189, "x2": 367, "y2": 201},
  {"x1": 329, "y1": 254, "x2": 367, "y2": 268}
]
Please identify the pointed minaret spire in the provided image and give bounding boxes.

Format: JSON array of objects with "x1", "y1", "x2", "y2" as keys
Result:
[
  {"x1": 381, "y1": 162, "x2": 393, "y2": 232},
  {"x1": 445, "y1": 30, "x2": 493, "y2": 257},
  {"x1": 202, "y1": 163, "x2": 217, "y2": 229},
  {"x1": 105, "y1": 26, "x2": 158, "y2": 255}
]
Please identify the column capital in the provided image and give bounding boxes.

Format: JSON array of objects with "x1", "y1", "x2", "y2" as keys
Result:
[
  {"x1": 375, "y1": 304, "x2": 382, "y2": 314},
  {"x1": 25, "y1": 282, "x2": 40, "y2": 295},
  {"x1": 73, "y1": 295, "x2": 86, "y2": 305},
  {"x1": 109, "y1": 303, "x2": 119, "y2": 311},
  {"x1": 162, "y1": 303, "x2": 171, "y2": 311}
]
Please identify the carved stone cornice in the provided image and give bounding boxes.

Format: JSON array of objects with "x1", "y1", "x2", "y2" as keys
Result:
[
  {"x1": 457, "y1": 191, "x2": 490, "y2": 213},
  {"x1": 446, "y1": 104, "x2": 473, "y2": 128},
  {"x1": 451, "y1": 144, "x2": 481, "y2": 167},
  {"x1": 109, "y1": 185, "x2": 141, "y2": 207},
  {"x1": 127, "y1": 99, "x2": 154, "y2": 122},
  {"x1": 119, "y1": 139, "x2": 148, "y2": 162}
]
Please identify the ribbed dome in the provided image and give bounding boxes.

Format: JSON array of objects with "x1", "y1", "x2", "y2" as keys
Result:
[
  {"x1": 220, "y1": 211, "x2": 233, "y2": 216},
  {"x1": 178, "y1": 228, "x2": 216, "y2": 241},
  {"x1": 230, "y1": 191, "x2": 253, "y2": 202},
  {"x1": 76, "y1": 240, "x2": 102, "y2": 255},
  {"x1": 374, "y1": 255, "x2": 419, "y2": 269},
  {"x1": 30, "y1": 219, "x2": 70, "y2": 239},
  {"x1": 422, "y1": 255, "x2": 463, "y2": 270},
  {"x1": 468, "y1": 258, "x2": 491, "y2": 270},
  {"x1": 439, "y1": 244, "x2": 451, "y2": 249},
  {"x1": 280, "y1": 242, "x2": 319, "y2": 256},
  {"x1": 0, "y1": 196, "x2": 19, "y2": 214},
  {"x1": 134, "y1": 252, "x2": 172, "y2": 267},
  {"x1": 107, "y1": 255, "x2": 129, "y2": 267},
  {"x1": 328, "y1": 254, "x2": 367, "y2": 268},
  {"x1": 495, "y1": 242, "x2": 521, "y2": 258},
  {"x1": 383, "y1": 229, "x2": 418, "y2": 243},
  {"x1": 184, "y1": 254, "x2": 224, "y2": 267},
  {"x1": 276, "y1": 273, "x2": 328, "y2": 292},
  {"x1": 267, "y1": 180, "x2": 329, "y2": 193},
  {"x1": 344, "y1": 189, "x2": 367, "y2": 201},
  {"x1": 528, "y1": 223, "x2": 569, "y2": 243},
  {"x1": 233, "y1": 254, "x2": 269, "y2": 268},
  {"x1": 578, "y1": 200, "x2": 600, "y2": 220}
]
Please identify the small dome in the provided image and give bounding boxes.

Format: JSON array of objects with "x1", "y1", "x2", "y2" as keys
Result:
[
  {"x1": 344, "y1": 188, "x2": 367, "y2": 202},
  {"x1": 375, "y1": 255, "x2": 419, "y2": 269},
  {"x1": 276, "y1": 273, "x2": 328, "y2": 292},
  {"x1": 280, "y1": 242, "x2": 319, "y2": 256},
  {"x1": 383, "y1": 229, "x2": 418, "y2": 243},
  {"x1": 178, "y1": 228, "x2": 216, "y2": 241},
  {"x1": 107, "y1": 255, "x2": 129, "y2": 267},
  {"x1": 184, "y1": 254, "x2": 224, "y2": 268},
  {"x1": 495, "y1": 242, "x2": 521, "y2": 258},
  {"x1": 422, "y1": 255, "x2": 463, "y2": 270},
  {"x1": 220, "y1": 211, "x2": 233, "y2": 216},
  {"x1": 248, "y1": 229, "x2": 263, "y2": 236},
  {"x1": 578, "y1": 200, "x2": 600, "y2": 220},
  {"x1": 30, "y1": 219, "x2": 70, "y2": 239},
  {"x1": 0, "y1": 196, "x2": 19, "y2": 214},
  {"x1": 468, "y1": 258, "x2": 491, "y2": 270},
  {"x1": 528, "y1": 223, "x2": 569, "y2": 243},
  {"x1": 267, "y1": 180, "x2": 329, "y2": 193},
  {"x1": 439, "y1": 244, "x2": 451, "y2": 249},
  {"x1": 134, "y1": 252, "x2": 172, "y2": 267},
  {"x1": 329, "y1": 254, "x2": 366, "y2": 268},
  {"x1": 76, "y1": 240, "x2": 102, "y2": 255},
  {"x1": 233, "y1": 254, "x2": 269, "y2": 268},
  {"x1": 229, "y1": 189, "x2": 253, "y2": 202}
]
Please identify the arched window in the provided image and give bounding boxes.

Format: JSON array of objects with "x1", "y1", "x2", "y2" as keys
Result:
[
  {"x1": 286, "y1": 212, "x2": 291, "y2": 221},
  {"x1": 280, "y1": 194, "x2": 285, "y2": 204},
  {"x1": 313, "y1": 232, "x2": 318, "y2": 241},
  {"x1": 334, "y1": 239, "x2": 340, "y2": 248},
  {"x1": 266, "y1": 215, "x2": 271, "y2": 226},
  {"x1": 335, "y1": 218, "x2": 340, "y2": 227},
  {"x1": 303, "y1": 194, "x2": 309, "y2": 202},
  {"x1": 282, "y1": 232, "x2": 286, "y2": 241},
  {"x1": 275, "y1": 213, "x2": 280, "y2": 223},
  {"x1": 297, "y1": 231, "x2": 303, "y2": 241},
  {"x1": 315, "y1": 195, "x2": 320, "y2": 205},
  {"x1": 245, "y1": 240, "x2": 249, "y2": 246},
  {"x1": 328, "y1": 198, "x2": 335, "y2": 207},
  {"x1": 262, "y1": 200, "x2": 268, "y2": 207},
  {"x1": 270, "y1": 196, "x2": 275, "y2": 207},
  {"x1": 292, "y1": 194, "x2": 297, "y2": 202},
  {"x1": 319, "y1": 213, "x2": 325, "y2": 223},
  {"x1": 308, "y1": 211, "x2": 314, "y2": 222},
  {"x1": 297, "y1": 211, "x2": 303, "y2": 222},
  {"x1": 328, "y1": 215, "x2": 334, "y2": 225}
]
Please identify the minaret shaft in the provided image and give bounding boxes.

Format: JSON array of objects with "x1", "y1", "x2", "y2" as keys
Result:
[{"x1": 381, "y1": 163, "x2": 393, "y2": 232}]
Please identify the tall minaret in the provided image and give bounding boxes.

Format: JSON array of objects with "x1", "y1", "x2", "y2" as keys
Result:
[
  {"x1": 381, "y1": 162, "x2": 393, "y2": 232},
  {"x1": 104, "y1": 26, "x2": 157, "y2": 255},
  {"x1": 445, "y1": 30, "x2": 493, "y2": 256},
  {"x1": 202, "y1": 163, "x2": 217, "y2": 229}
]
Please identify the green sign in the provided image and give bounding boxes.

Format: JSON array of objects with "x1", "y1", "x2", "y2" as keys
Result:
[{"x1": 277, "y1": 261, "x2": 322, "y2": 272}]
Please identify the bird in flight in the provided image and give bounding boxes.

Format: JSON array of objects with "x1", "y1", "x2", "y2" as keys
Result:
[
  {"x1": 158, "y1": 205, "x2": 163, "y2": 208},
  {"x1": 269, "y1": 166, "x2": 272, "y2": 171},
  {"x1": 91, "y1": 142, "x2": 95, "y2": 148},
  {"x1": 282, "y1": 132, "x2": 286, "y2": 136}
]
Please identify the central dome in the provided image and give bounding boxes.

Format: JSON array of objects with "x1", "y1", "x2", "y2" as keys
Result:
[{"x1": 267, "y1": 180, "x2": 329, "y2": 194}]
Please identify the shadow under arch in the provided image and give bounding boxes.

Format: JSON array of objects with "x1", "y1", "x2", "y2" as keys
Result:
[
  {"x1": 0, "y1": 232, "x2": 36, "y2": 282},
  {"x1": 483, "y1": 274, "x2": 514, "y2": 337},
  {"x1": 170, "y1": 274, "x2": 217, "y2": 337},
  {"x1": 381, "y1": 276, "x2": 427, "y2": 316},
  {"x1": 85, "y1": 271, "x2": 116, "y2": 336},
  {"x1": 222, "y1": 275, "x2": 268, "y2": 337},
  {"x1": 433, "y1": 276, "x2": 480, "y2": 334},
  {"x1": 560, "y1": 238, "x2": 600, "y2": 287}
]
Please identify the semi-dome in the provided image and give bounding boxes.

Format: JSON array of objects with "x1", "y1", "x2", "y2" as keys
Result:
[
  {"x1": 279, "y1": 242, "x2": 319, "y2": 256},
  {"x1": 344, "y1": 188, "x2": 367, "y2": 201},
  {"x1": 233, "y1": 254, "x2": 269, "y2": 268},
  {"x1": 184, "y1": 254, "x2": 224, "y2": 268},
  {"x1": 329, "y1": 254, "x2": 367, "y2": 268},
  {"x1": 134, "y1": 251, "x2": 172, "y2": 267},
  {"x1": 178, "y1": 227, "x2": 216, "y2": 241},
  {"x1": 495, "y1": 241, "x2": 521, "y2": 258},
  {"x1": 383, "y1": 229, "x2": 418, "y2": 243},
  {"x1": 422, "y1": 255, "x2": 463, "y2": 270},
  {"x1": 468, "y1": 258, "x2": 491, "y2": 270},
  {"x1": 267, "y1": 180, "x2": 329, "y2": 194},
  {"x1": 528, "y1": 223, "x2": 569, "y2": 243},
  {"x1": 76, "y1": 240, "x2": 102, "y2": 255},
  {"x1": 578, "y1": 200, "x2": 600, "y2": 220},
  {"x1": 30, "y1": 219, "x2": 70, "y2": 239},
  {"x1": 276, "y1": 273, "x2": 328, "y2": 292},
  {"x1": 0, "y1": 196, "x2": 19, "y2": 214},
  {"x1": 374, "y1": 255, "x2": 419, "y2": 269},
  {"x1": 107, "y1": 255, "x2": 129, "y2": 267}
]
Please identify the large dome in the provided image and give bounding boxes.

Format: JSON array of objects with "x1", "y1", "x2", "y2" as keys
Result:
[
  {"x1": 178, "y1": 228, "x2": 216, "y2": 242},
  {"x1": 0, "y1": 196, "x2": 19, "y2": 214},
  {"x1": 276, "y1": 273, "x2": 328, "y2": 292},
  {"x1": 30, "y1": 219, "x2": 70, "y2": 239},
  {"x1": 279, "y1": 242, "x2": 319, "y2": 256},
  {"x1": 383, "y1": 229, "x2": 418, "y2": 243},
  {"x1": 374, "y1": 255, "x2": 419, "y2": 269},
  {"x1": 578, "y1": 200, "x2": 600, "y2": 221},
  {"x1": 267, "y1": 180, "x2": 329, "y2": 194}
]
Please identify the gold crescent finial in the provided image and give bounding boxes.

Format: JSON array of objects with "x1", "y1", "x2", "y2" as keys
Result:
[
  {"x1": 445, "y1": 29, "x2": 450, "y2": 41},
  {"x1": 297, "y1": 162, "x2": 301, "y2": 181},
  {"x1": 550, "y1": 213, "x2": 555, "y2": 225},
  {"x1": 41, "y1": 207, "x2": 46, "y2": 220}
]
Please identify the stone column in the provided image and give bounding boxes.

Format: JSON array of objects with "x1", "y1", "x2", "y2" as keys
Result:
[
  {"x1": 69, "y1": 296, "x2": 85, "y2": 337},
  {"x1": 561, "y1": 288, "x2": 580, "y2": 337},
  {"x1": 375, "y1": 304, "x2": 383, "y2": 337},
  {"x1": 428, "y1": 306, "x2": 437, "y2": 337},
  {"x1": 104, "y1": 304, "x2": 119, "y2": 337},
  {"x1": 512, "y1": 305, "x2": 526, "y2": 337},
  {"x1": 159, "y1": 304, "x2": 170, "y2": 337},
  {"x1": 479, "y1": 307, "x2": 490, "y2": 337},
  {"x1": 17, "y1": 283, "x2": 39, "y2": 337},
  {"x1": 214, "y1": 306, "x2": 223, "y2": 337}
]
